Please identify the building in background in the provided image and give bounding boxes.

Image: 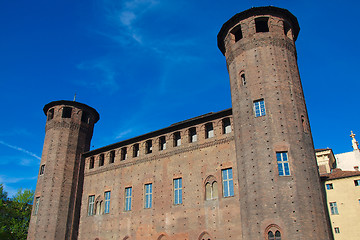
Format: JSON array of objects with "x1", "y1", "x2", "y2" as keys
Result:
[
  {"x1": 28, "y1": 6, "x2": 333, "y2": 240},
  {"x1": 316, "y1": 133, "x2": 360, "y2": 240}
]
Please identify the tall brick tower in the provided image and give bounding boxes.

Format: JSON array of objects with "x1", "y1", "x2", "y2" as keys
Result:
[
  {"x1": 27, "y1": 100, "x2": 99, "y2": 240},
  {"x1": 217, "y1": 7, "x2": 332, "y2": 239}
]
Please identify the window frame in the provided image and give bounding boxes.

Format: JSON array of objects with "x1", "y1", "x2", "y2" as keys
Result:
[
  {"x1": 88, "y1": 195, "x2": 95, "y2": 216},
  {"x1": 329, "y1": 202, "x2": 339, "y2": 215},
  {"x1": 144, "y1": 183, "x2": 153, "y2": 209},
  {"x1": 39, "y1": 164, "x2": 45, "y2": 175},
  {"x1": 205, "y1": 123, "x2": 214, "y2": 139},
  {"x1": 354, "y1": 179, "x2": 360, "y2": 186},
  {"x1": 125, "y1": 187, "x2": 132, "y2": 211},
  {"x1": 276, "y1": 152, "x2": 290, "y2": 176},
  {"x1": 326, "y1": 183, "x2": 333, "y2": 190},
  {"x1": 222, "y1": 168, "x2": 234, "y2": 197},
  {"x1": 173, "y1": 178, "x2": 182, "y2": 205},
  {"x1": 34, "y1": 197, "x2": 40, "y2": 215},
  {"x1": 104, "y1": 191, "x2": 111, "y2": 214},
  {"x1": 254, "y1": 99, "x2": 266, "y2": 117}
]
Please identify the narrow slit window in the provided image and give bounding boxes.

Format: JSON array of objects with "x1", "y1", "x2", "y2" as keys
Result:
[
  {"x1": 189, "y1": 127, "x2": 197, "y2": 143},
  {"x1": 159, "y1": 136, "x2": 166, "y2": 150},
  {"x1": 109, "y1": 150, "x2": 115, "y2": 164},
  {"x1": 241, "y1": 73, "x2": 246, "y2": 85},
  {"x1": 255, "y1": 17, "x2": 269, "y2": 33},
  {"x1": 174, "y1": 132, "x2": 181, "y2": 147},
  {"x1": 133, "y1": 144, "x2": 140, "y2": 157},
  {"x1": 144, "y1": 183, "x2": 152, "y2": 209},
  {"x1": 125, "y1": 187, "x2": 132, "y2": 211},
  {"x1": 174, "y1": 178, "x2": 182, "y2": 205},
  {"x1": 205, "y1": 123, "x2": 214, "y2": 139},
  {"x1": 88, "y1": 195, "x2": 95, "y2": 216},
  {"x1": 121, "y1": 147, "x2": 127, "y2": 160},
  {"x1": 222, "y1": 118, "x2": 232, "y2": 134},
  {"x1": 81, "y1": 111, "x2": 90, "y2": 124},
  {"x1": 34, "y1": 197, "x2": 40, "y2": 215},
  {"x1": 47, "y1": 108, "x2": 54, "y2": 121},
  {"x1": 62, "y1": 107, "x2": 72, "y2": 118},
  {"x1": 39, "y1": 164, "x2": 45, "y2": 175},
  {"x1": 146, "y1": 140, "x2": 153, "y2": 154}
]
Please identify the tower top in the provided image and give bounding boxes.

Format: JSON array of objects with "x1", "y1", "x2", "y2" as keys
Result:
[
  {"x1": 43, "y1": 100, "x2": 100, "y2": 123},
  {"x1": 217, "y1": 6, "x2": 300, "y2": 55}
]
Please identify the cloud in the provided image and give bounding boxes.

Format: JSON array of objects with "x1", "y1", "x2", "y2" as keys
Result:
[
  {"x1": 0, "y1": 175, "x2": 37, "y2": 184},
  {"x1": 115, "y1": 129, "x2": 133, "y2": 139},
  {"x1": 0, "y1": 140, "x2": 41, "y2": 160}
]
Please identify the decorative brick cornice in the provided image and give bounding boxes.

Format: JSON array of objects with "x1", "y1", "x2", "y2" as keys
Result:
[
  {"x1": 85, "y1": 135, "x2": 235, "y2": 177},
  {"x1": 226, "y1": 37, "x2": 296, "y2": 66}
]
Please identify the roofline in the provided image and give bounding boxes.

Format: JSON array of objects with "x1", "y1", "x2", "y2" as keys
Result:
[
  {"x1": 83, "y1": 108, "x2": 232, "y2": 157},
  {"x1": 43, "y1": 100, "x2": 100, "y2": 123},
  {"x1": 217, "y1": 6, "x2": 300, "y2": 55}
]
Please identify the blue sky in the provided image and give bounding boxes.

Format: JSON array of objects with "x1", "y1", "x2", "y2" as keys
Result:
[{"x1": 0, "y1": 0, "x2": 359, "y2": 196}]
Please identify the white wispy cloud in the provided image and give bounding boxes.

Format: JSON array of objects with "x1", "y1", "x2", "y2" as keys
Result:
[
  {"x1": 115, "y1": 129, "x2": 133, "y2": 139},
  {"x1": 0, "y1": 140, "x2": 41, "y2": 160}
]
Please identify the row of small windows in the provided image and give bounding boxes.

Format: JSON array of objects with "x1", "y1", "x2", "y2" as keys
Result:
[
  {"x1": 89, "y1": 118, "x2": 232, "y2": 169},
  {"x1": 325, "y1": 179, "x2": 360, "y2": 190},
  {"x1": 47, "y1": 107, "x2": 90, "y2": 124},
  {"x1": 230, "y1": 17, "x2": 292, "y2": 43},
  {"x1": 87, "y1": 169, "x2": 235, "y2": 216}
]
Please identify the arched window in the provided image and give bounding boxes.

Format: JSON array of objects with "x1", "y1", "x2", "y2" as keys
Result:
[
  {"x1": 199, "y1": 232, "x2": 212, "y2": 240},
  {"x1": 266, "y1": 224, "x2": 282, "y2": 240},
  {"x1": 268, "y1": 231, "x2": 274, "y2": 240},
  {"x1": 275, "y1": 230, "x2": 281, "y2": 240},
  {"x1": 205, "y1": 176, "x2": 218, "y2": 200}
]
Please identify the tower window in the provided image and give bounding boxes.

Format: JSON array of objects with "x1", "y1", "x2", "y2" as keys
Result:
[
  {"x1": 39, "y1": 164, "x2": 45, "y2": 175},
  {"x1": 146, "y1": 140, "x2": 153, "y2": 154},
  {"x1": 133, "y1": 144, "x2": 140, "y2": 157},
  {"x1": 222, "y1": 168, "x2": 234, "y2": 197},
  {"x1": 173, "y1": 132, "x2": 181, "y2": 147},
  {"x1": 330, "y1": 202, "x2": 339, "y2": 215},
  {"x1": 62, "y1": 107, "x2": 72, "y2": 118},
  {"x1": 241, "y1": 73, "x2": 246, "y2": 85},
  {"x1": 276, "y1": 152, "x2": 290, "y2": 176},
  {"x1": 268, "y1": 230, "x2": 281, "y2": 240},
  {"x1": 174, "y1": 178, "x2": 182, "y2": 205},
  {"x1": 109, "y1": 150, "x2": 115, "y2": 164},
  {"x1": 104, "y1": 191, "x2": 111, "y2": 214},
  {"x1": 230, "y1": 24, "x2": 243, "y2": 42},
  {"x1": 34, "y1": 197, "x2": 40, "y2": 215},
  {"x1": 88, "y1": 195, "x2": 95, "y2": 216},
  {"x1": 159, "y1": 136, "x2": 166, "y2": 150},
  {"x1": 255, "y1": 17, "x2": 269, "y2": 33},
  {"x1": 189, "y1": 127, "x2": 197, "y2": 143},
  {"x1": 47, "y1": 108, "x2": 54, "y2": 121},
  {"x1": 125, "y1": 187, "x2": 132, "y2": 211},
  {"x1": 121, "y1": 147, "x2": 127, "y2": 160},
  {"x1": 81, "y1": 111, "x2": 90, "y2": 124},
  {"x1": 205, "y1": 123, "x2": 214, "y2": 139},
  {"x1": 99, "y1": 154, "x2": 104, "y2": 167},
  {"x1": 89, "y1": 157, "x2": 94, "y2": 169},
  {"x1": 222, "y1": 118, "x2": 232, "y2": 134},
  {"x1": 254, "y1": 99, "x2": 266, "y2": 117},
  {"x1": 144, "y1": 183, "x2": 152, "y2": 209}
]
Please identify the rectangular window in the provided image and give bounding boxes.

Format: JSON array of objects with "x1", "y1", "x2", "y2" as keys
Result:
[
  {"x1": 34, "y1": 197, "x2": 40, "y2": 215},
  {"x1": 254, "y1": 99, "x2": 266, "y2": 117},
  {"x1": 121, "y1": 147, "x2": 127, "y2": 160},
  {"x1": 222, "y1": 168, "x2": 234, "y2": 197},
  {"x1": 334, "y1": 227, "x2": 340, "y2": 234},
  {"x1": 109, "y1": 150, "x2": 115, "y2": 164},
  {"x1": 99, "y1": 154, "x2": 104, "y2": 166},
  {"x1": 81, "y1": 111, "x2": 89, "y2": 124},
  {"x1": 174, "y1": 132, "x2": 181, "y2": 147},
  {"x1": 89, "y1": 157, "x2": 95, "y2": 169},
  {"x1": 104, "y1": 191, "x2": 111, "y2": 214},
  {"x1": 133, "y1": 144, "x2": 139, "y2": 157},
  {"x1": 222, "y1": 118, "x2": 232, "y2": 134},
  {"x1": 255, "y1": 17, "x2": 269, "y2": 33},
  {"x1": 174, "y1": 178, "x2": 182, "y2": 205},
  {"x1": 354, "y1": 179, "x2": 360, "y2": 186},
  {"x1": 47, "y1": 108, "x2": 54, "y2": 121},
  {"x1": 88, "y1": 195, "x2": 95, "y2": 216},
  {"x1": 276, "y1": 152, "x2": 290, "y2": 176},
  {"x1": 39, "y1": 164, "x2": 45, "y2": 175},
  {"x1": 146, "y1": 140, "x2": 153, "y2": 154},
  {"x1": 159, "y1": 136, "x2": 166, "y2": 150},
  {"x1": 144, "y1": 183, "x2": 152, "y2": 209},
  {"x1": 62, "y1": 107, "x2": 72, "y2": 118},
  {"x1": 326, "y1": 183, "x2": 333, "y2": 190},
  {"x1": 330, "y1": 202, "x2": 339, "y2": 215},
  {"x1": 189, "y1": 127, "x2": 197, "y2": 143},
  {"x1": 205, "y1": 123, "x2": 214, "y2": 139},
  {"x1": 125, "y1": 187, "x2": 132, "y2": 211}
]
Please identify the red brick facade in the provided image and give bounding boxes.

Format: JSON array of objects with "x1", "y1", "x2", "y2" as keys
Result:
[{"x1": 28, "y1": 6, "x2": 333, "y2": 240}]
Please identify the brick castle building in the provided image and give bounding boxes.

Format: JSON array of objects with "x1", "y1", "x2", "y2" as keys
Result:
[{"x1": 28, "y1": 6, "x2": 333, "y2": 240}]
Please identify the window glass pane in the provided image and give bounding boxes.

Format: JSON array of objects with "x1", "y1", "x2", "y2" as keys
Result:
[
  {"x1": 104, "y1": 191, "x2": 111, "y2": 214},
  {"x1": 174, "y1": 178, "x2": 182, "y2": 204},
  {"x1": 222, "y1": 168, "x2": 234, "y2": 197}
]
